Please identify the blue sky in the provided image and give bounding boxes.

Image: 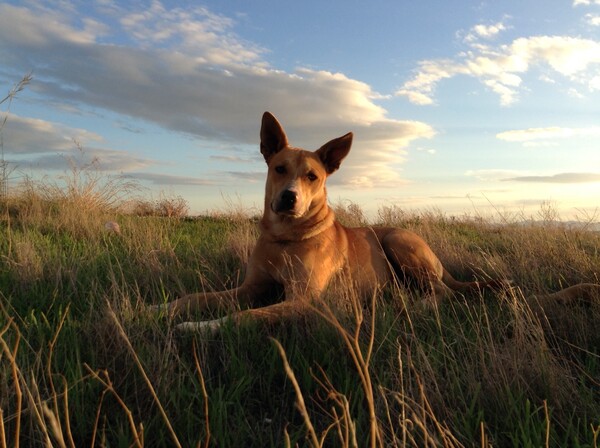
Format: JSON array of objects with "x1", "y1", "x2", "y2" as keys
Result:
[{"x1": 1, "y1": 0, "x2": 599, "y2": 219}]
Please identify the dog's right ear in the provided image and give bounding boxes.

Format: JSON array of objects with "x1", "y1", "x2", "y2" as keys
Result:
[{"x1": 260, "y1": 112, "x2": 289, "y2": 163}]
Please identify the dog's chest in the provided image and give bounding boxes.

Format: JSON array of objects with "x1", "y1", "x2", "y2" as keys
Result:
[{"x1": 263, "y1": 238, "x2": 345, "y2": 286}]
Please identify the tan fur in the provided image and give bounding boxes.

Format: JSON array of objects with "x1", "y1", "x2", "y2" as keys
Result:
[
  {"x1": 535, "y1": 283, "x2": 600, "y2": 305},
  {"x1": 161, "y1": 112, "x2": 597, "y2": 332}
]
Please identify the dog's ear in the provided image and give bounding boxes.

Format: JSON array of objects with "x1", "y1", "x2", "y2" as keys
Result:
[
  {"x1": 260, "y1": 112, "x2": 289, "y2": 163},
  {"x1": 316, "y1": 132, "x2": 353, "y2": 175}
]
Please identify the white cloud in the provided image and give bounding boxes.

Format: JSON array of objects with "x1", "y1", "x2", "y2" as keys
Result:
[
  {"x1": 467, "y1": 168, "x2": 600, "y2": 185},
  {"x1": 118, "y1": 1, "x2": 266, "y2": 68},
  {"x1": 503, "y1": 173, "x2": 600, "y2": 183},
  {"x1": 567, "y1": 87, "x2": 586, "y2": 98},
  {"x1": 123, "y1": 172, "x2": 216, "y2": 186},
  {"x1": 395, "y1": 89, "x2": 435, "y2": 105},
  {"x1": 496, "y1": 126, "x2": 600, "y2": 142},
  {"x1": 574, "y1": 0, "x2": 600, "y2": 6},
  {"x1": 0, "y1": 113, "x2": 154, "y2": 172},
  {"x1": 0, "y1": 3, "x2": 102, "y2": 46},
  {"x1": 0, "y1": 2, "x2": 434, "y2": 189},
  {"x1": 0, "y1": 113, "x2": 103, "y2": 154},
  {"x1": 585, "y1": 13, "x2": 600, "y2": 26},
  {"x1": 464, "y1": 22, "x2": 507, "y2": 42},
  {"x1": 397, "y1": 35, "x2": 600, "y2": 106},
  {"x1": 465, "y1": 169, "x2": 523, "y2": 182}
]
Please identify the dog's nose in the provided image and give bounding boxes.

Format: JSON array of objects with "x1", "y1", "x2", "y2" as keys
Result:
[{"x1": 280, "y1": 189, "x2": 297, "y2": 210}]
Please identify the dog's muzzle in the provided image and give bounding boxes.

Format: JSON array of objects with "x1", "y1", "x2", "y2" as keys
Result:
[{"x1": 273, "y1": 189, "x2": 300, "y2": 215}]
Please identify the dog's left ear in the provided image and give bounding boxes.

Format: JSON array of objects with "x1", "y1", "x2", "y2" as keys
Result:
[
  {"x1": 260, "y1": 112, "x2": 289, "y2": 163},
  {"x1": 316, "y1": 132, "x2": 353, "y2": 175}
]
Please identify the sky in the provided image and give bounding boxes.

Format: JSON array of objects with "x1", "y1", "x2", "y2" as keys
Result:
[{"x1": 1, "y1": 0, "x2": 599, "y2": 220}]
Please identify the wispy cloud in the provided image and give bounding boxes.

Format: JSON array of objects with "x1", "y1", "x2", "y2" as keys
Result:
[
  {"x1": 573, "y1": 0, "x2": 600, "y2": 6},
  {"x1": 463, "y1": 22, "x2": 507, "y2": 42},
  {"x1": 209, "y1": 155, "x2": 256, "y2": 163},
  {"x1": 503, "y1": 172, "x2": 600, "y2": 183},
  {"x1": 585, "y1": 13, "x2": 600, "y2": 26},
  {"x1": 496, "y1": 126, "x2": 600, "y2": 143},
  {"x1": 0, "y1": 1, "x2": 434, "y2": 189},
  {"x1": 123, "y1": 172, "x2": 215, "y2": 186},
  {"x1": 0, "y1": 113, "x2": 156, "y2": 172},
  {"x1": 0, "y1": 112, "x2": 103, "y2": 154},
  {"x1": 397, "y1": 31, "x2": 600, "y2": 106},
  {"x1": 465, "y1": 169, "x2": 523, "y2": 181}
]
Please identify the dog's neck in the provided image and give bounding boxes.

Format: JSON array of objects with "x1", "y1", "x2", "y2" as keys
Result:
[{"x1": 260, "y1": 198, "x2": 335, "y2": 243}]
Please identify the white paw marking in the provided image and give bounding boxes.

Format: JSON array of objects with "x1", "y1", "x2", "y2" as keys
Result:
[{"x1": 176, "y1": 316, "x2": 229, "y2": 334}]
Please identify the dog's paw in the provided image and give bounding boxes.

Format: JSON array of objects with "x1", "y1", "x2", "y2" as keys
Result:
[{"x1": 176, "y1": 316, "x2": 229, "y2": 335}]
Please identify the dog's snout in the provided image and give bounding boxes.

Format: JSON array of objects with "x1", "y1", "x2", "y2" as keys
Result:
[{"x1": 280, "y1": 189, "x2": 297, "y2": 210}]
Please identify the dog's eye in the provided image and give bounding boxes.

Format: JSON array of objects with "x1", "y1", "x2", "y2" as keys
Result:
[
  {"x1": 307, "y1": 172, "x2": 318, "y2": 182},
  {"x1": 274, "y1": 165, "x2": 286, "y2": 174}
]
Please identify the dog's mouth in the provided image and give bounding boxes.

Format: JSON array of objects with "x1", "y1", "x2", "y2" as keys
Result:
[
  {"x1": 272, "y1": 189, "x2": 304, "y2": 218},
  {"x1": 271, "y1": 201, "x2": 303, "y2": 218}
]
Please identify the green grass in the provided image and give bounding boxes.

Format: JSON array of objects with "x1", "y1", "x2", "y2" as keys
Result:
[{"x1": 1, "y1": 192, "x2": 599, "y2": 447}]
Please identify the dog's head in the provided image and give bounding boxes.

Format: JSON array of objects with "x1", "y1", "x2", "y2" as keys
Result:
[{"x1": 260, "y1": 112, "x2": 353, "y2": 219}]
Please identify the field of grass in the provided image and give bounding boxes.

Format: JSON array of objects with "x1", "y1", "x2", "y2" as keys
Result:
[{"x1": 1, "y1": 180, "x2": 599, "y2": 447}]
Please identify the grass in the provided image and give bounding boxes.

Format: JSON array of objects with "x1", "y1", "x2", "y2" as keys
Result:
[{"x1": 0, "y1": 175, "x2": 599, "y2": 447}]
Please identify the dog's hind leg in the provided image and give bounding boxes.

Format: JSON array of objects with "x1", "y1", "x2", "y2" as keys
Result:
[
  {"x1": 380, "y1": 229, "x2": 455, "y2": 303},
  {"x1": 534, "y1": 283, "x2": 600, "y2": 306}
]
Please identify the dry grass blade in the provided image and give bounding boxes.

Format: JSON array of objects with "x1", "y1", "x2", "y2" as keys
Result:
[
  {"x1": 42, "y1": 402, "x2": 67, "y2": 448},
  {"x1": 312, "y1": 297, "x2": 383, "y2": 448},
  {"x1": 46, "y1": 305, "x2": 74, "y2": 448},
  {"x1": 90, "y1": 388, "x2": 109, "y2": 448},
  {"x1": 0, "y1": 319, "x2": 22, "y2": 447},
  {"x1": 312, "y1": 365, "x2": 358, "y2": 448},
  {"x1": 0, "y1": 327, "x2": 54, "y2": 447},
  {"x1": 84, "y1": 366, "x2": 144, "y2": 448},
  {"x1": 192, "y1": 340, "x2": 211, "y2": 448},
  {"x1": 271, "y1": 337, "x2": 320, "y2": 448},
  {"x1": 0, "y1": 408, "x2": 6, "y2": 448},
  {"x1": 104, "y1": 302, "x2": 182, "y2": 448}
]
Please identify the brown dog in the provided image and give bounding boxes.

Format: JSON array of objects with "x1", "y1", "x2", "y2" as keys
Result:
[{"x1": 161, "y1": 112, "x2": 516, "y2": 332}]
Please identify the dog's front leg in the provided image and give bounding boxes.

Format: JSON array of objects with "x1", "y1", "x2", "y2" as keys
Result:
[
  {"x1": 154, "y1": 281, "x2": 269, "y2": 317},
  {"x1": 175, "y1": 298, "x2": 314, "y2": 334}
]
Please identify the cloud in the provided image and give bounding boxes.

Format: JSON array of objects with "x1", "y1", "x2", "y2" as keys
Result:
[
  {"x1": 14, "y1": 151, "x2": 153, "y2": 172},
  {"x1": 397, "y1": 34, "x2": 600, "y2": 106},
  {"x1": 0, "y1": 112, "x2": 103, "y2": 154},
  {"x1": 574, "y1": 0, "x2": 600, "y2": 6},
  {"x1": 123, "y1": 172, "x2": 215, "y2": 186},
  {"x1": 496, "y1": 126, "x2": 600, "y2": 142},
  {"x1": 118, "y1": 1, "x2": 266, "y2": 68},
  {"x1": 464, "y1": 22, "x2": 507, "y2": 42},
  {"x1": 0, "y1": 2, "x2": 434, "y2": 189},
  {"x1": 465, "y1": 169, "x2": 524, "y2": 181},
  {"x1": 0, "y1": 113, "x2": 154, "y2": 171},
  {"x1": 209, "y1": 155, "x2": 255, "y2": 163},
  {"x1": 502, "y1": 172, "x2": 600, "y2": 183},
  {"x1": 585, "y1": 13, "x2": 600, "y2": 26},
  {"x1": 223, "y1": 171, "x2": 265, "y2": 182}
]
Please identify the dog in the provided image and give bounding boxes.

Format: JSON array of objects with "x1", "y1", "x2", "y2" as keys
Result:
[{"x1": 160, "y1": 112, "x2": 598, "y2": 332}]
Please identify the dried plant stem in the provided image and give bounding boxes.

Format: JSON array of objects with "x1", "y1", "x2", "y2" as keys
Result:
[
  {"x1": 0, "y1": 319, "x2": 22, "y2": 448},
  {"x1": 271, "y1": 338, "x2": 320, "y2": 448},
  {"x1": 84, "y1": 366, "x2": 144, "y2": 448},
  {"x1": 46, "y1": 305, "x2": 75, "y2": 448},
  {"x1": 105, "y1": 302, "x2": 182, "y2": 448},
  {"x1": 90, "y1": 388, "x2": 109, "y2": 447},
  {"x1": 314, "y1": 294, "x2": 383, "y2": 448},
  {"x1": 0, "y1": 408, "x2": 6, "y2": 448},
  {"x1": 192, "y1": 340, "x2": 211, "y2": 448}
]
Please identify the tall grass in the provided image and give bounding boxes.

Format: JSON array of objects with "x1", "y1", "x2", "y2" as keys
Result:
[{"x1": 1, "y1": 171, "x2": 599, "y2": 446}]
